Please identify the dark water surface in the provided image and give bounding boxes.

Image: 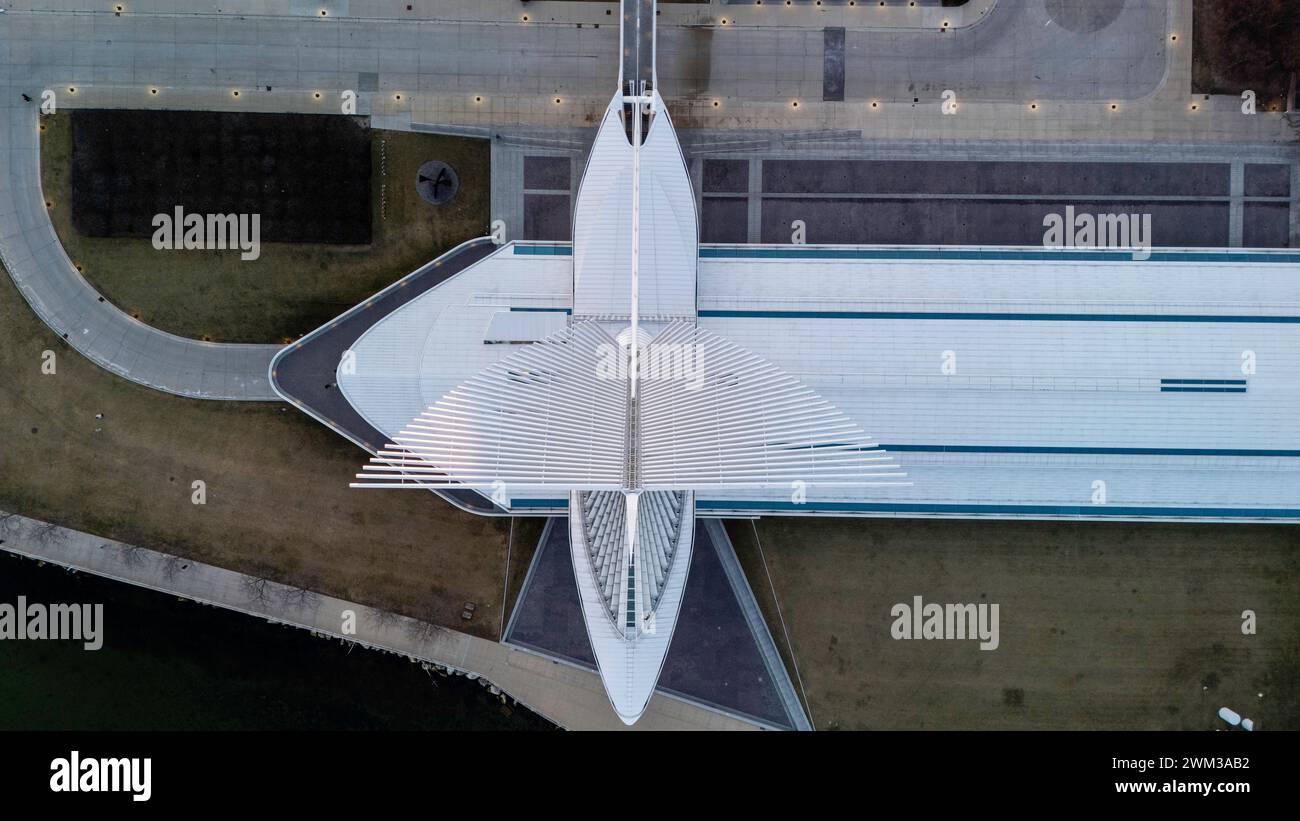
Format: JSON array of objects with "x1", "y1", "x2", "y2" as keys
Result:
[{"x1": 0, "y1": 554, "x2": 554, "y2": 731}]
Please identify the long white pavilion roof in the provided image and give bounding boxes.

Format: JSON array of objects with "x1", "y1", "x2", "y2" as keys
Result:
[{"x1": 338, "y1": 243, "x2": 1300, "y2": 522}]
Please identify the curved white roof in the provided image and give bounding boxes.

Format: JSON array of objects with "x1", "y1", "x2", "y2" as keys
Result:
[
  {"x1": 572, "y1": 92, "x2": 697, "y2": 319},
  {"x1": 569, "y1": 490, "x2": 695, "y2": 724}
]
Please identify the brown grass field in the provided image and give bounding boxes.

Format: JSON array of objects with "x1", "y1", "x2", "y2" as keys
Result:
[
  {"x1": 729, "y1": 516, "x2": 1299, "y2": 730},
  {"x1": 0, "y1": 269, "x2": 514, "y2": 640}
]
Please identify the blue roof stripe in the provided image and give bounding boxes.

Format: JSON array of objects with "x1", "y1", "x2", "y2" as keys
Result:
[
  {"x1": 1160, "y1": 386, "x2": 1248, "y2": 393},
  {"x1": 695, "y1": 500, "x2": 1300, "y2": 518},
  {"x1": 511, "y1": 244, "x2": 572, "y2": 256},
  {"x1": 508, "y1": 497, "x2": 1300, "y2": 519},
  {"x1": 699, "y1": 309, "x2": 1300, "y2": 323},
  {"x1": 510, "y1": 244, "x2": 1300, "y2": 264},
  {"x1": 1160, "y1": 379, "x2": 1248, "y2": 385},
  {"x1": 876, "y1": 444, "x2": 1298, "y2": 457},
  {"x1": 698, "y1": 247, "x2": 1300, "y2": 264}
]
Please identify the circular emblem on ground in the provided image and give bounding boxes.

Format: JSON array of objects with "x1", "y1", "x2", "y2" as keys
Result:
[
  {"x1": 416, "y1": 160, "x2": 460, "y2": 205},
  {"x1": 1044, "y1": 0, "x2": 1126, "y2": 34}
]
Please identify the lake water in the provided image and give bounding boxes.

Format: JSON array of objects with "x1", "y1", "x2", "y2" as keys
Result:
[{"x1": 0, "y1": 553, "x2": 554, "y2": 731}]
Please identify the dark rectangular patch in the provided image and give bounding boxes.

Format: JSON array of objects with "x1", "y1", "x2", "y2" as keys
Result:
[
  {"x1": 1242, "y1": 202, "x2": 1291, "y2": 248},
  {"x1": 523, "y1": 194, "x2": 571, "y2": 241},
  {"x1": 1243, "y1": 164, "x2": 1291, "y2": 198},
  {"x1": 701, "y1": 197, "x2": 749, "y2": 243},
  {"x1": 763, "y1": 159, "x2": 1231, "y2": 197},
  {"x1": 760, "y1": 198, "x2": 1229, "y2": 247},
  {"x1": 703, "y1": 159, "x2": 749, "y2": 193},
  {"x1": 70, "y1": 110, "x2": 372, "y2": 244},
  {"x1": 523, "y1": 156, "x2": 571, "y2": 191},
  {"x1": 823, "y1": 27, "x2": 845, "y2": 102}
]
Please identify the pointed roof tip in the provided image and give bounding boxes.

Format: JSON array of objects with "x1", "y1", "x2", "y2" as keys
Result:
[{"x1": 612, "y1": 690, "x2": 653, "y2": 726}]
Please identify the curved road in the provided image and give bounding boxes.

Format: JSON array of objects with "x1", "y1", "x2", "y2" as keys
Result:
[{"x1": 0, "y1": 98, "x2": 281, "y2": 399}]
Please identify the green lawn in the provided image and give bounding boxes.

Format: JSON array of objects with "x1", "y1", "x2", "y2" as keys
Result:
[{"x1": 41, "y1": 112, "x2": 490, "y2": 343}]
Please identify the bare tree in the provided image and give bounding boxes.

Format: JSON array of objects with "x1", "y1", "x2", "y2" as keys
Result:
[
  {"x1": 240, "y1": 575, "x2": 275, "y2": 606},
  {"x1": 118, "y1": 542, "x2": 148, "y2": 567},
  {"x1": 371, "y1": 607, "x2": 401, "y2": 629},
  {"x1": 159, "y1": 554, "x2": 187, "y2": 581},
  {"x1": 280, "y1": 585, "x2": 320, "y2": 612},
  {"x1": 404, "y1": 617, "x2": 441, "y2": 644},
  {"x1": 0, "y1": 510, "x2": 19, "y2": 535},
  {"x1": 31, "y1": 521, "x2": 63, "y2": 546}
]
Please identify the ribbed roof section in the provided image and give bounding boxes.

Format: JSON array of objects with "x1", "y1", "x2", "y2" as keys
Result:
[
  {"x1": 638, "y1": 322, "x2": 909, "y2": 490},
  {"x1": 352, "y1": 321, "x2": 626, "y2": 490}
]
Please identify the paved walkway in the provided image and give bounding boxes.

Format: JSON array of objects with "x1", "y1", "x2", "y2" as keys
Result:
[
  {"x1": 6, "y1": 0, "x2": 998, "y2": 31},
  {"x1": 4, "y1": 2, "x2": 1290, "y2": 137},
  {"x1": 0, "y1": 509, "x2": 761, "y2": 731}
]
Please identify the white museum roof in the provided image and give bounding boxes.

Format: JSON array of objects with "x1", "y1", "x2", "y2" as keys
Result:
[{"x1": 339, "y1": 243, "x2": 1300, "y2": 521}]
